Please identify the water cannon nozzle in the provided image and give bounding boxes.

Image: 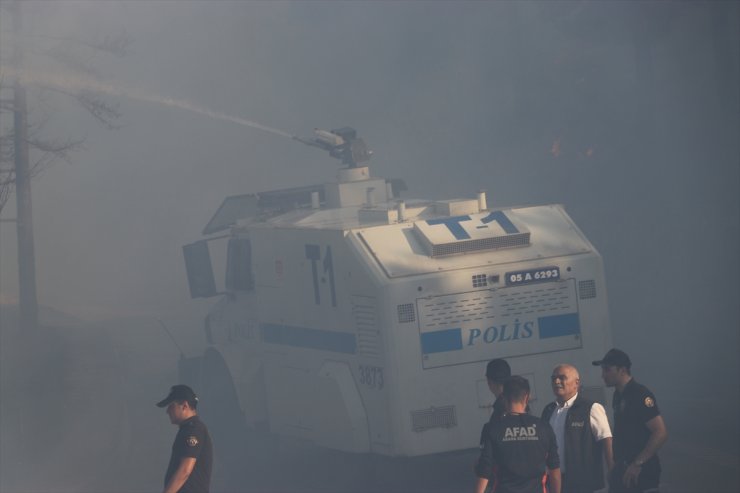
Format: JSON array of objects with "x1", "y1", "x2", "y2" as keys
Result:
[{"x1": 293, "y1": 126, "x2": 372, "y2": 168}]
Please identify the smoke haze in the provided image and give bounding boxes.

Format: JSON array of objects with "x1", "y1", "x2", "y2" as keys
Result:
[{"x1": 1, "y1": 1, "x2": 738, "y2": 492}]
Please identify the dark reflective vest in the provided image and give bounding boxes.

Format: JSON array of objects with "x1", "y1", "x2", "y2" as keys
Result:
[{"x1": 542, "y1": 394, "x2": 604, "y2": 492}]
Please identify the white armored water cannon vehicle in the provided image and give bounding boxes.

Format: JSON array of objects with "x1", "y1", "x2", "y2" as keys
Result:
[{"x1": 181, "y1": 127, "x2": 612, "y2": 457}]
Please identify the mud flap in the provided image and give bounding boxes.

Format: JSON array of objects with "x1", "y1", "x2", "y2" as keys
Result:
[{"x1": 315, "y1": 361, "x2": 371, "y2": 452}]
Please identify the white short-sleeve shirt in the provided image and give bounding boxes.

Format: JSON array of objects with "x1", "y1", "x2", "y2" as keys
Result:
[{"x1": 548, "y1": 393, "x2": 612, "y2": 473}]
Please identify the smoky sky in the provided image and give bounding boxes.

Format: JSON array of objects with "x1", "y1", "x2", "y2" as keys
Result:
[{"x1": 1, "y1": 0, "x2": 738, "y2": 450}]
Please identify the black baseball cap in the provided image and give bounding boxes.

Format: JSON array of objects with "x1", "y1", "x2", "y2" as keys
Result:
[
  {"x1": 486, "y1": 359, "x2": 511, "y2": 382},
  {"x1": 156, "y1": 384, "x2": 199, "y2": 408},
  {"x1": 592, "y1": 348, "x2": 631, "y2": 369}
]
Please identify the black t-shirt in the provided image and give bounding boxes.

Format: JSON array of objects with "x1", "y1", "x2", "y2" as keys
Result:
[
  {"x1": 165, "y1": 415, "x2": 213, "y2": 493},
  {"x1": 480, "y1": 397, "x2": 508, "y2": 446},
  {"x1": 475, "y1": 413, "x2": 560, "y2": 493},
  {"x1": 612, "y1": 378, "x2": 661, "y2": 485},
  {"x1": 492, "y1": 397, "x2": 507, "y2": 421}
]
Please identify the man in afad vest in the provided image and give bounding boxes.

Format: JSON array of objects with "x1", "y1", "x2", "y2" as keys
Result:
[
  {"x1": 542, "y1": 364, "x2": 614, "y2": 493},
  {"x1": 475, "y1": 376, "x2": 561, "y2": 493}
]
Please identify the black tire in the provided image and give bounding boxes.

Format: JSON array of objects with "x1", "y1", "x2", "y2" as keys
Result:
[{"x1": 199, "y1": 348, "x2": 250, "y2": 481}]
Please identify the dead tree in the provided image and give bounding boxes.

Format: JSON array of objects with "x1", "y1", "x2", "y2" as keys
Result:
[{"x1": 0, "y1": 0, "x2": 129, "y2": 331}]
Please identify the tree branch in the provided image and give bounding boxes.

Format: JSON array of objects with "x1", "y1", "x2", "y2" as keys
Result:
[{"x1": 75, "y1": 90, "x2": 122, "y2": 129}]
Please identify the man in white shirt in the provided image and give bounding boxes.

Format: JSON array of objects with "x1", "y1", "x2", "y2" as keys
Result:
[{"x1": 542, "y1": 364, "x2": 614, "y2": 493}]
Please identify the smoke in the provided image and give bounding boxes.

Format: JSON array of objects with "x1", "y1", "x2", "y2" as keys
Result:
[
  {"x1": 0, "y1": 1, "x2": 738, "y2": 492},
  {"x1": 1, "y1": 65, "x2": 295, "y2": 139}
]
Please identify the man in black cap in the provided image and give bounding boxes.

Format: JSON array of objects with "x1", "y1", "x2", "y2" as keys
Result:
[
  {"x1": 485, "y1": 358, "x2": 512, "y2": 421},
  {"x1": 157, "y1": 385, "x2": 213, "y2": 493},
  {"x1": 477, "y1": 359, "x2": 513, "y2": 484},
  {"x1": 593, "y1": 349, "x2": 667, "y2": 493},
  {"x1": 475, "y1": 376, "x2": 561, "y2": 493}
]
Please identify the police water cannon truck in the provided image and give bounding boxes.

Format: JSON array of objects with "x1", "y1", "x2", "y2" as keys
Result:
[{"x1": 181, "y1": 127, "x2": 612, "y2": 457}]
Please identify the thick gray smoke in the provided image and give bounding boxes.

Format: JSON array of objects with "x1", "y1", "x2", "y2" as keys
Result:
[{"x1": 0, "y1": 2, "x2": 737, "y2": 492}]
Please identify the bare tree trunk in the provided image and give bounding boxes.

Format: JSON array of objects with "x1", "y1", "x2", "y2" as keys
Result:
[{"x1": 11, "y1": 0, "x2": 39, "y2": 332}]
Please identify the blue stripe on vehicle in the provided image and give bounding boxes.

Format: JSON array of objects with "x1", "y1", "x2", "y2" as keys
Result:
[
  {"x1": 421, "y1": 328, "x2": 463, "y2": 354},
  {"x1": 261, "y1": 323, "x2": 357, "y2": 354},
  {"x1": 537, "y1": 313, "x2": 580, "y2": 339}
]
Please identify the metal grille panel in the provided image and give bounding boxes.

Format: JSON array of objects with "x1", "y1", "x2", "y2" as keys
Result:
[
  {"x1": 498, "y1": 283, "x2": 571, "y2": 317},
  {"x1": 411, "y1": 405, "x2": 457, "y2": 432},
  {"x1": 578, "y1": 279, "x2": 597, "y2": 299},
  {"x1": 472, "y1": 274, "x2": 488, "y2": 288},
  {"x1": 419, "y1": 294, "x2": 495, "y2": 328},
  {"x1": 431, "y1": 232, "x2": 530, "y2": 257},
  {"x1": 353, "y1": 297, "x2": 381, "y2": 357},
  {"x1": 397, "y1": 303, "x2": 416, "y2": 323},
  {"x1": 418, "y1": 282, "x2": 573, "y2": 328}
]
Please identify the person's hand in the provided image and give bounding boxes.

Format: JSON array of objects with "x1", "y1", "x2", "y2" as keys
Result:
[{"x1": 622, "y1": 462, "x2": 641, "y2": 487}]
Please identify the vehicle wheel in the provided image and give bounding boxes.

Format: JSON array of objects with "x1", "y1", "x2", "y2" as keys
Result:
[{"x1": 199, "y1": 348, "x2": 249, "y2": 481}]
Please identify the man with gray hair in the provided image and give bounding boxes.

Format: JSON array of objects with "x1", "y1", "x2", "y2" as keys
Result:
[{"x1": 542, "y1": 364, "x2": 613, "y2": 493}]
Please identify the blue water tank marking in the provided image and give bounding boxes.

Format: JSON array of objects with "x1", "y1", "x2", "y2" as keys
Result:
[
  {"x1": 261, "y1": 323, "x2": 357, "y2": 354},
  {"x1": 421, "y1": 328, "x2": 464, "y2": 354},
  {"x1": 537, "y1": 313, "x2": 580, "y2": 339}
]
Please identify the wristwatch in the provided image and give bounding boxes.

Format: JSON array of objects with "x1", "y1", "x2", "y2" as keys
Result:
[{"x1": 633, "y1": 459, "x2": 645, "y2": 467}]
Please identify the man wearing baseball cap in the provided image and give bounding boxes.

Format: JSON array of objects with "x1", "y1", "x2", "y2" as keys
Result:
[
  {"x1": 157, "y1": 385, "x2": 213, "y2": 493},
  {"x1": 485, "y1": 358, "x2": 512, "y2": 421},
  {"x1": 593, "y1": 349, "x2": 667, "y2": 493}
]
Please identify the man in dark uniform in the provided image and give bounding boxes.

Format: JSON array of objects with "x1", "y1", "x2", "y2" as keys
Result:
[
  {"x1": 157, "y1": 385, "x2": 214, "y2": 493},
  {"x1": 478, "y1": 359, "x2": 513, "y2": 460},
  {"x1": 486, "y1": 359, "x2": 512, "y2": 421},
  {"x1": 474, "y1": 376, "x2": 561, "y2": 493},
  {"x1": 593, "y1": 349, "x2": 668, "y2": 493}
]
